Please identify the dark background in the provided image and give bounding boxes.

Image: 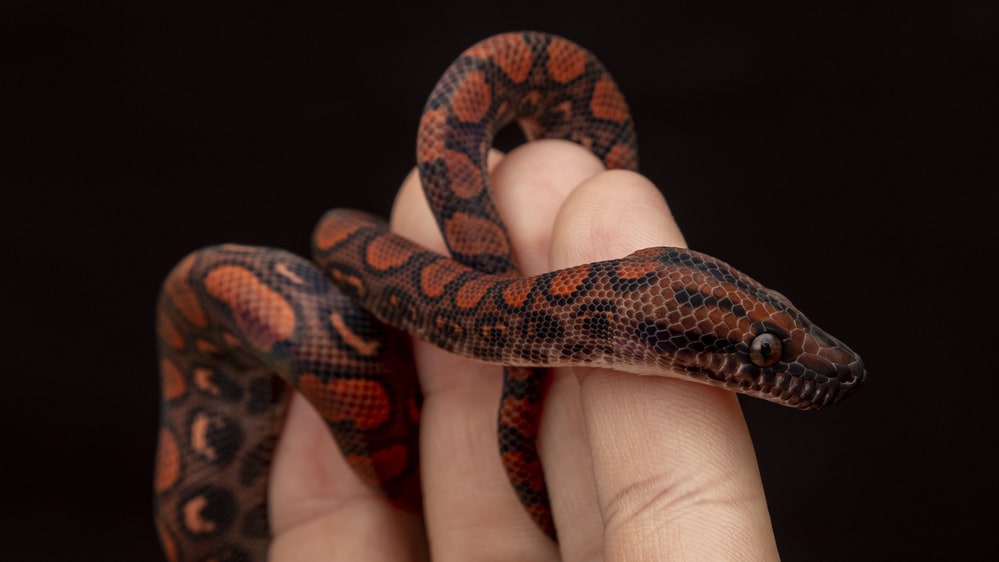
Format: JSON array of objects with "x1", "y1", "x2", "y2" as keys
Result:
[{"x1": 5, "y1": 1, "x2": 996, "y2": 560}]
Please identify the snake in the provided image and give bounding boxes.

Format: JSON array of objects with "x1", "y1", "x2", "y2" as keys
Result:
[{"x1": 153, "y1": 31, "x2": 866, "y2": 561}]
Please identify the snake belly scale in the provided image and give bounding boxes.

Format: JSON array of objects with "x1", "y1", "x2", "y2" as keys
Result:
[{"x1": 154, "y1": 31, "x2": 865, "y2": 561}]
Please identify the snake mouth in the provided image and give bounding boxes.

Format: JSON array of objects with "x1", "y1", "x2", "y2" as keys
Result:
[
  {"x1": 776, "y1": 327, "x2": 866, "y2": 408},
  {"x1": 746, "y1": 378, "x2": 841, "y2": 409},
  {"x1": 677, "y1": 346, "x2": 865, "y2": 409},
  {"x1": 740, "y1": 360, "x2": 866, "y2": 410}
]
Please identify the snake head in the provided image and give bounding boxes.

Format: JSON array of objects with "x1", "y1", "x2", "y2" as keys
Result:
[
  {"x1": 616, "y1": 247, "x2": 866, "y2": 409},
  {"x1": 730, "y1": 305, "x2": 867, "y2": 410}
]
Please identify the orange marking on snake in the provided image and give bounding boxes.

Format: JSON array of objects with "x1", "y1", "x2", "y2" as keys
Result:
[
  {"x1": 167, "y1": 254, "x2": 207, "y2": 328},
  {"x1": 190, "y1": 411, "x2": 220, "y2": 461},
  {"x1": 388, "y1": 294, "x2": 418, "y2": 322},
  {"x1": 480, "y1": 321, "x2": 508, "y2": 341},
  {"x1": 492, "y1": 36, "x2": 533, "y2": 83},
  {"x1": 501, "y1": 450, "x2": 545, "y2": 490},
  {"x1": 420, "y1": 259, "x2": 463, "y2": 298},
  {"x1": 505, "y1": 366, "x2": 537, "y2": 381},
  {"x1": 444, "y1": 213, "x2": 510, "y2": 256},
  {"x1": 275, "y1": 262, "x2": 305, "y2": 284},
  {"x1": 549, "y1": 266, "x2": 590, "y2": 298},
  {"x1": 182, "y1": 495, "x2": 216, "y2": 534},
  {"x1": 461, "y1": 43, "x2": 490, "y2": 60},
  {"x1": 551, "y1": 100, "x2": 573, "y2": 121},
  {"x1": 547, "y1": 37, "x2": 588, "y2": 83},
  {"x1": 500, "y1": 396, "x2": 542, "y2": 439},
  {"x1": 193, "y1": 368, "x2": 219, "y2": 395},
  {"x1": 344, "y1": 454, "x2": 380, "y2": 487},
  {"x1": 435, "y1": 315, "x2": 463, "y2": 337},
  {"x1": 605, "y1": 142, "x2": 637, "y2": 170},
  {"x1": 450, "y1": 70, "x2": 491, "y2": 123},
  {"x1": 455, "y1": 279, "x2": 491, "y2": 310},
  {"x1": 615, "y1": 260, "x2": 659, "y2": 280},
  {"x1": 315, "y1": 215, "x2": 362, "y2": 250},
  {"x1": 154, "y1": 429, "x2": 180, "y2": 494},
  {"x1": 444, "y1": 149, "x2": 484, "y2": 198},
  {"x1": 204, "y1": 265, "x2": 296, "y2": 351},
  {"x1": 222, "y1": 332, "x2": 242, "y2": 348},
  {"x1": 195, "y1": 339, "x2": 218, "y2": 354},
  {"x1": 590, "y1": 75, "x2": 629, "y2": 122},
  {"x1": 330, "y1": 312, "x2": 380, "y2": 356},
  {"x1": 571, "y1": 134, "x2": 595, "y2": 152},
  {"x1": 342, "y1": 446, "x2": 408, "y2": 487},
  {"x1": 522, "y1": 89, "x2": 542, "y2": 108},
  {"x1": 366, "y1": 234, "x2": 415, "y2": 271},
  {"x1": 417, "y1": 107, "x2": 447, "y2": 164},
  {"x1": 158, "y1": 315, "x2": 184, "y2": 350},
  {"x1": 495, "y1": 100, "x2": 512, "y2": 122},
  {"x1": 465, "y1": 33, "x2": 533, "y2": 83},
  {"x1": 371, "y1": 444, "x2": 409, "y2": 481},
  {"x1": 331, "y1": 269, "x2": 365, "y2": 297},
  {"x1": 503, "y1": 279, "x2": 533, "y2": 308},
  {"x1": 160, "y1": 358, "x2": 186, "y2": 401},
  {"x1": 298, "y1": 373, "x2": 391, "y2": 430}
]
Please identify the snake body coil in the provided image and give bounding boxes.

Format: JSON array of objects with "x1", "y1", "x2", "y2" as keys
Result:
[{"x1": 154, "y1": 32, "x2": 865, "y2": 561}]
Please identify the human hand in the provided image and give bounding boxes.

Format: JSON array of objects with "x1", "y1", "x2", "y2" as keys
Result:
[{"x1": 268, "y1": 140, "x2": 779, "y2": 561}]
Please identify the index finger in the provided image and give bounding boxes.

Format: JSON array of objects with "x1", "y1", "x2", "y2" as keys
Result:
[{"x1": 548, "y1": 171, "x2": 780, "y2": 560}]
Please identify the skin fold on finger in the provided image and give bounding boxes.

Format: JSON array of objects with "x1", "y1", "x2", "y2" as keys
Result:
[
  {"x1": 269, "y1": 393, "x2": 428, "y2": 561},
  {"x1": 390, "y1": 143, "x2": 598, "y2": 561},
  {"x1": 549, "y1": 172, "x2": 781, "y2": 560}
]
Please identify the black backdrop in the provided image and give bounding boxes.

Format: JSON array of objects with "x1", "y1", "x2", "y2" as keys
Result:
[{"x1": 6, "y1": 1, "x2": 996, "y2": 560}]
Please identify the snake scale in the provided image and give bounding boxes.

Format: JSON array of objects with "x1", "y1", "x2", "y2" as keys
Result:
[{"x1": 153, "y1": 31, "x2": 865, "y2": 561}]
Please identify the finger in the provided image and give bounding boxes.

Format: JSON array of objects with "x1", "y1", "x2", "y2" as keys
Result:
[
  {"x1": 391, "y1": 141, "x2": 602, "y2": 560},
  {"x1": 484, "y1": 141, "x2": 612, "y2": 560},
  {"x1": 269, "y1": 393, "x2": 427, "y2": 561},
  {"x1": 548, "y1": 172, "x2": 780, "y2": 560},
  {"x1": 393, "y1": 154, "x2": 525, "y2": 556}
]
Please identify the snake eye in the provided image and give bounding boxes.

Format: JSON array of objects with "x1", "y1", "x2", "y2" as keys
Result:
[{"x1": 749, "y1": 333, "x2": 783, "y2": 367}]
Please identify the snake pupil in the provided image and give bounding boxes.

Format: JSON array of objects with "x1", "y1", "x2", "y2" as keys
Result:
[{"x1": 749, "y1": 333, "x2": 783, "y2": 367}]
